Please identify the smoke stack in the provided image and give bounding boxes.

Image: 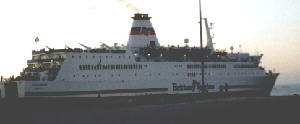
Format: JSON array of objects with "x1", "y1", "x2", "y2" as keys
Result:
[{"x1": 127, "y1": 13, "x2": 160, "y2": 51}]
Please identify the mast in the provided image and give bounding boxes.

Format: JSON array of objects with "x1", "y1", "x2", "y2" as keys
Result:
[
  {"x1": 199, "y1": 0, "x2": 203, "y2": 49},
  {"x1": 199, "y1": 0, "x2": 205, "y2": 88}
]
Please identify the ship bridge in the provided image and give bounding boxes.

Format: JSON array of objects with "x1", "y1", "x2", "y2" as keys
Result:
[{"x1": 16, "y1": 49, "x2": 68, "y2": 81}]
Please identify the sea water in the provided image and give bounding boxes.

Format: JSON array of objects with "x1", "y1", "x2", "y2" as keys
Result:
[{"x1": 271, "y1": 83, "x2": 300, "y2": 96}]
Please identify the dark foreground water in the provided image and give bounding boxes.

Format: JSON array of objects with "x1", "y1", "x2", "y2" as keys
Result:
[{"x1": 0, "y1": 96, "x2": 300, "y2": 124}]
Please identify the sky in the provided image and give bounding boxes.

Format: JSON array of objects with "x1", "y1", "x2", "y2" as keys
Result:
[{"x1": 0, "y1": 0, "x2": 299, "y2": 84}]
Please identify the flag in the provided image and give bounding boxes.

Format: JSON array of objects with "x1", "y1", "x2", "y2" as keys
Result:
[{"x1": 35, "y1": 37, "x2": 40, "y2": 43}]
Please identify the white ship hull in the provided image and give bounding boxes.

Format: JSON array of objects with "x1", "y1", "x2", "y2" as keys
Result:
[
  {"x1": 1, "y1": 61, "x2": 279, "y2": 98},
  {"x1": 0, "y1": 13, "x2": 280, "y2": 100}
]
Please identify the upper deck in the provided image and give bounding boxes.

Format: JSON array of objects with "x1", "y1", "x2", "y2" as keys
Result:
[
  {"x1": 31, "y1": 45, "x2": 262, "y2": 64},
  {"x1": 32, "y1": 48, "x2": 126, "y2": 55}
]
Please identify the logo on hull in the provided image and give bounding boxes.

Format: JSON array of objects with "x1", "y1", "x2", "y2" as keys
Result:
[{"x1": 172, "y1": 80, "x2": 214, "y2": 92}]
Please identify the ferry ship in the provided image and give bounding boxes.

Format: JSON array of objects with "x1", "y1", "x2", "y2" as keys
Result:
[{"x1": 0, "y1": 5, "x2": 279, "y2": 99}]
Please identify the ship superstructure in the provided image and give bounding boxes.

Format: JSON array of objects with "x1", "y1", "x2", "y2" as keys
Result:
[{"x1": 0, "y1": 12, "x2": 279, "y2": 98}]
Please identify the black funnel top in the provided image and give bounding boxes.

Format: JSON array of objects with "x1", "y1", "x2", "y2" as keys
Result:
[{"x1": 132, "y1": 13, "x2": 151, "y2": 20}]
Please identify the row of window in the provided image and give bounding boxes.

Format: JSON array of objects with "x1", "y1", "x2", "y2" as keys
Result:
[
  {"x1": 72, "y1": 71, "x2": 261, "y2": 79},
  {"x1": 187, "y1": 64, "x2": 227, "y2": 69},
  {"x1": 187, "y1": 72, "x2": 209, "y2": 77},
  {"x1": 76, "y1": 74, "x2": 128, "y2": 78},
  {"x1": 74, "y1": 73, "x2": 163, "y2": 78},
  {"x1": 79, "y1": 64, "x2": 144, "y2": 70},
  {"x1": 233, "y1": 64, "x2": 258, "y2": 68},
  {"x1": 187, "y1": 71, "x2": 261, "y2": 77},
  {"x1": 72, "y1": 56, "x2": 132, "y2": 59}
]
